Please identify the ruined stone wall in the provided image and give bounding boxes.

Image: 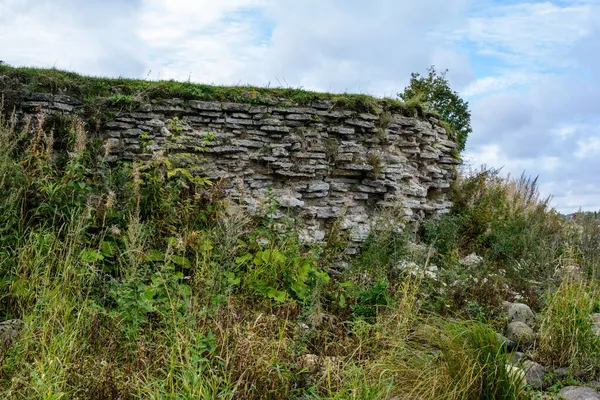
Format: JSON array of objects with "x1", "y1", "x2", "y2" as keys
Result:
[{"x1": 7, "y1": 91, "x2": 460, "y2": 245}]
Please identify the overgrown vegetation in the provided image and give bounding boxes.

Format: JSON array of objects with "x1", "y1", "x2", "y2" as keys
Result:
[
  {"x1": 537, "y1": 278, "x2": 600, "y2": 379},
  {"x1": 1, "y1": 95, "x2": 600, "y2": 398},
  {"x1": 399, "y1": 66, "x2": 472, "y2": 152},
  {"x1": 421, "y1": 168, "x2": 565, "y2": 313},
  {"x1": 0, "y1": 64, "x2": 430, "y2": 118}
]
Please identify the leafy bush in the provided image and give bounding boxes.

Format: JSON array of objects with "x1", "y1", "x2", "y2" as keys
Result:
[
  {"x1": 351, "y1": 279, "x2": 390, "y2": 323},
  {"x1": 399, "y1": 66, "x2": 472, "y2": 152},
  {"x1": 421, "y1": 168, "x2": 564, "y2": 308}
]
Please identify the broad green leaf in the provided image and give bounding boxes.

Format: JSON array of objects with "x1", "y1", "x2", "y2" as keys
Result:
[
  {"x1": 172, "y1": 255, "x2": 190, "y2": 267},
  {"x1": 80, "y1": 248, "x2": 104, "y2": 263},
  {"x1": 267, "y1": 288, "x2": 287, "y2": 303},
  {"x1": 235, "y1": 253, "x2": 253, "y2": 264},
  {"x1": 297, "y1": 262, "x2": 311, "y2": 282},
  {"x1": 291, "y1": 281, "x2": 308, "y2": 300},
  {"x1": 271, "y1": 249, "x2": 286, "y2": 265},
  {"x1": 224, "y1": 271, "x2": 240, "y2": 286},
  {"x1": 100, "y1": 241, "x2": 115, "y2": 257},
  {"x1": 146, "y1": 249, "x2": 165, "y2": 262},
  {"x1": 314, "y1": 270, "x2": 331, "y2": 283},
  {"x1": 200, "y1": 240, "x2": 213, "y2": 254},
  {"x1": 339, "y1": 293, "x2": 346, "y2": 308},
  {"x1": 255, "y1": 251, "x2": 266, "y2": 266}
]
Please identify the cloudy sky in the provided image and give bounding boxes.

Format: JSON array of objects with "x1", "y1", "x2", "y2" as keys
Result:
[{"x1": 1, "y1": 0, "x2": 598, "y2": 212}]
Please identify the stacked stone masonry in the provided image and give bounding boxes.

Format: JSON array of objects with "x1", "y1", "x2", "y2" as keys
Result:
[{"x1": 8, "y1": 92, "x2": 460, "y2": 245}]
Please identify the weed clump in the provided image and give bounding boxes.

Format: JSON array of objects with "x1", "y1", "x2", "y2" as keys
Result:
[{"x1": 537, "y1": 278, "x2": 600, "y2": 378}]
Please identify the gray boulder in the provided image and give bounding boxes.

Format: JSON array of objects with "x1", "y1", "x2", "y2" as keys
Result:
[
  {"x1": 497, "y1": 333, "x2": 517, "y2": 352},
  {"x1": 506, "y1": 321, "x2": 534, "y2": 347},
  {"x1": 522, "y1": 360, "x2": 546, "y2": 389},
  {"x1": 558, "y1": 386, "x2": 600, "y2": 400},
  {"x1": 554, "y1": 367, "x2": 570, "y2": 378},
  {"x1": 0, "y1": 319, "x2": 24, "y2": 351},
  {"x1": 504, "y1": 301, "x2": 535, "y2": 326},
  {"x1": 508, "y1": 351, "x2": 528, "y2": 365},
  {"x1": 588, "y1": 382, "x2": 600, "y2": 391},
  {"x1": 459, "y1": 253, "x2": 483, "y2": 267}
]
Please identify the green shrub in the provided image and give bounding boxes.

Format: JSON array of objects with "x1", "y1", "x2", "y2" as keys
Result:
[
  {"x1": 422, "y1": 168, "x2": 564, "y2": 307},
  {"x1": 351, "y1": 279, "x2": 390, "y2": 323},
  {"x1": 421, "y1": 213, "x2": 468, "y2": 258},
  {"x1": 398, "y1": 66, "x2": 472, "y2": 152}
]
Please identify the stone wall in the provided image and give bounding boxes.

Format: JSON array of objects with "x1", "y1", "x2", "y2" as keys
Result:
[{"x1": 6, "y1": 91, "x2": 460, "y2": 245}]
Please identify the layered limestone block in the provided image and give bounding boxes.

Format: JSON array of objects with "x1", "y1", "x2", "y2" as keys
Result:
[{"x1": 5, "y1": 91, "x2": 460, "y2": 244}]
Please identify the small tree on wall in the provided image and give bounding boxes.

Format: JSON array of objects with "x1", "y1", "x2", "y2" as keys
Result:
[{"x1": 399, "y1": 66, "x2": 472, "y2": 152}]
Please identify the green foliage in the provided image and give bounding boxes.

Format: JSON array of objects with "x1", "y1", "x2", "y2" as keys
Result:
[
  {"x1": 351, "y1": 279, "x2": 390, "y2": 323},
  {"x1": 110, "y1": 263, "x2": 192, "y2": 338},
  {"x1": 384, "y1": 319, "x2": 526, "y2": 399},
  {"x1": 439, "y1": 321, "x2": 525, "y2": 399},
  {"x1": 366, "y1": 153, "x2": 384, "y2": 178},
  {"x1": 107, "y1": 93, "x2": 134, "y2": 106},
  {"x1": 422, "y1": 168, "x2": 563, "y2": 289},
  {"x1": 2, "y1": 96, "x2": 600, "y2": 399},
  {"x1": 353, "y1": 223, "x2": 410, "y2": 279},
  {"x1": 422, "y1": 214, "x2": 468, "y2": 257},
  {"x1": 1, "y1": 64, "x2": 430, "y2": 118},
  {"x1": 537, "y1": 280, "x2": 600, "y2": 378},
  {"x1": 234, "y1": 222, "x2": 330, "y2": 304},
  {"x1": 399, "y1": 66, "x2": 472, "y2": 151},
  {"x1": 563, "y1": 212, "x2": 600, "y2": 278}
]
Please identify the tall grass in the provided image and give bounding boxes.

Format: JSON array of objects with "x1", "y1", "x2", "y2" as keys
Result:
[
  {"x1": 378, "y1": 319, "x2": 524, "y2": 399},
  {"x1": 421, "y1": 167, "x2": 566, "y2": 314},
  {"x1": 2, "y1": 105, "x2": 600, "y2": 398},
  {"x1": 537, "y1": 278, "x2": 600, "y2": 379}
]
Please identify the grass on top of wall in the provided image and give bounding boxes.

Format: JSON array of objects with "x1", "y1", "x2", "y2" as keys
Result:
[{"x1": 0, "y1": 64, "x2": 432, "y2": 117}]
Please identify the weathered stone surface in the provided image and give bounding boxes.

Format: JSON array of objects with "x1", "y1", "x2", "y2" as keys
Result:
[
  {"x1": 506, "y1": 322, "x2": 535, "y2": 347},
  {"x1": 522, "y1": 360, "x2": 546, "y2": 389},
  {"x1": 589, "y1": 382, "x2": 600, "y2": 391},
  {"x1": 5, "y1": 91, "x2": 460, "y2": 246},
  {"x1": 0, "y1": 319, "x2": 24, "y2": 352},
  {"x1": 504, "y1": 302, "x2": 536, "y2": 326},
  {"x1": 459, "y1": 253, "x2": 483, "y2": 267},
  {"x1": 508, "y1": 351, "x2": 528, "y2": 365},
  {"x1": 554, "y1": 367, "x2": 570, "y2": 377},
  {"x1": 558, "y1": 386, "x2": 600, "y2": 400},
  {"x1": 497, "y1": 333, "x2": 517, "y2": 352}
]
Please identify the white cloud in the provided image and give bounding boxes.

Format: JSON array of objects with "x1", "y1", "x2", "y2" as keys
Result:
[
  {"x1": 575, "y1": 136, "x2": 600, "y2": 159},
  {"x1": 462, "y1": 71, "x2": 544, "y2": 97},
  {"x1": 552, "y1": 124, "x2": 579, "y2": 139},
  {"x1": 462, "y1": 2, "x2": 594, "y2": 69},
  {"x1": 133, "y1": 0, "x2": 471, "y2": 92},
  {"x1": 465, "y1": 144, "x2": 560, "y2": 175},
  {"x1": 0, "y1": 0, "x2": 146, "y2": 77},
  {"x1": 136, "y1": 0, "x2": 269, "y2": 83}
]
